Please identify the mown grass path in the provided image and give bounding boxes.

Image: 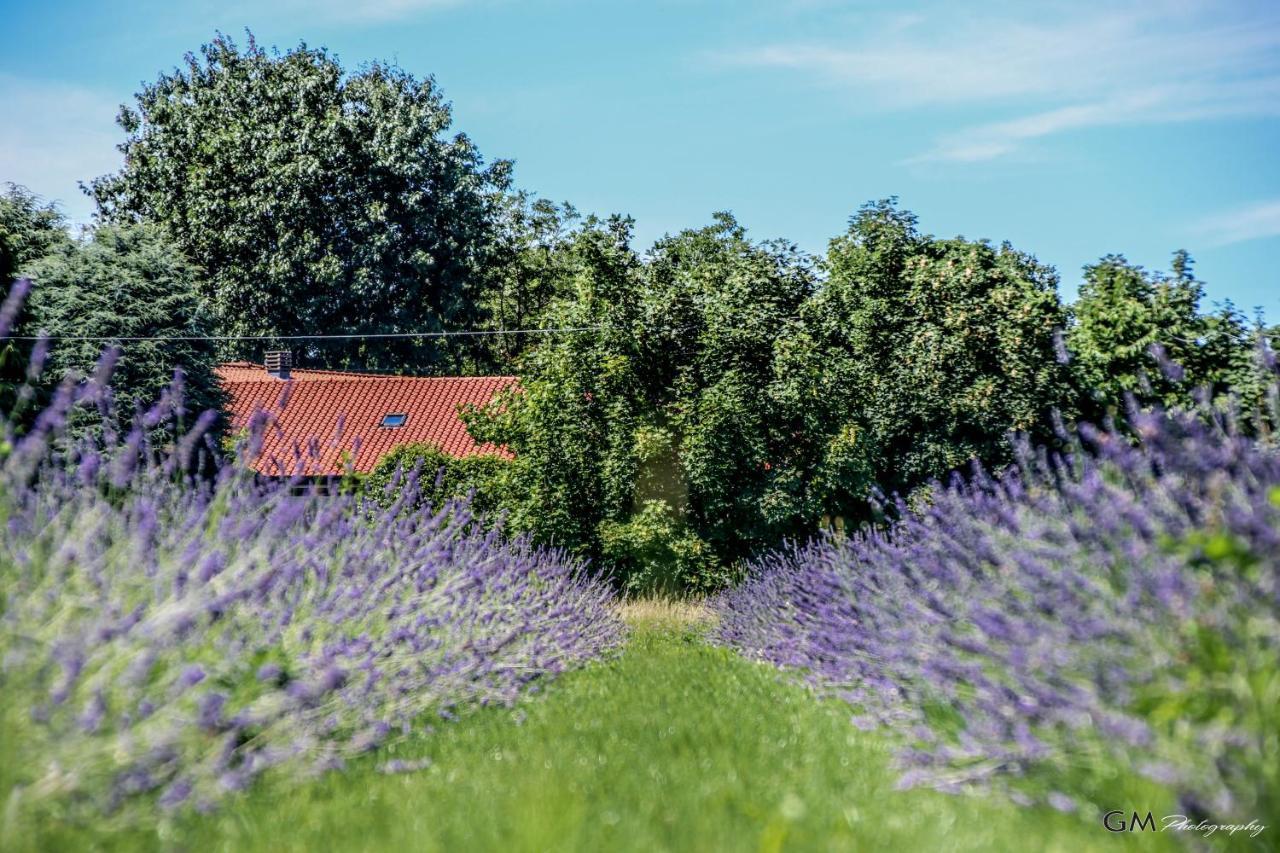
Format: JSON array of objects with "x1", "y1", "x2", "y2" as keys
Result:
[{"x1": 45, "y1": 616, "x2": 1175, "y2": 852}]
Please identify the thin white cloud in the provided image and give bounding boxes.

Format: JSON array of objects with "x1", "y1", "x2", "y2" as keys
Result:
[
  {"x1": 912, "y1": 78, "x2": 1280, "y2": 163},
  {"x1": 0, "y1": 75, "x2": 124, "y2": 224},
  {"x1": 1194, "y1": 200, "x2": 1280, "y2": 247},
  {"x1": 271, "y1": 0, "x2": 465, "y2": 23},
  {"x1": 722, "y1": 0, "x2": 1280, "y2": 162}
]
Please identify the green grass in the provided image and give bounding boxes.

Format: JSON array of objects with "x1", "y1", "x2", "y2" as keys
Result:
[{"x1": 18, "y1": 620, "x2": 1180, "y2": 852}]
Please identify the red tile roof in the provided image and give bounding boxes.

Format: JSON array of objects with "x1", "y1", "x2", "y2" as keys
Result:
[{"x1": 216, "y1": 362, "x2": 517, "y2": 476}]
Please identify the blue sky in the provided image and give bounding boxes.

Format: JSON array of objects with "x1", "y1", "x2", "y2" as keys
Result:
[{"x1": 2, "y1": 0, "x2": 1278, "y2": 318}]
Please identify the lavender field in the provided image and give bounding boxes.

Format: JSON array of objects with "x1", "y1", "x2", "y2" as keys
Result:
[
  {"x1": 714, "y1": 392, "x2": 1280, "y2": 837},
  {"x1": 7, "y1": 0, "x2": 1280, "y2": 845},
  {"x1": 0, "y1": 293, "x2": 623, "y2": 839},
  {"x1": 3, "y1": 270, "x2": 1279, "y2": 848}
]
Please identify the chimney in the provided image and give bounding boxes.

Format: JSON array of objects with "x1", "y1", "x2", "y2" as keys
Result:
[{"x1": 264, "y1": 350, "x2": 292, "y2": 379}]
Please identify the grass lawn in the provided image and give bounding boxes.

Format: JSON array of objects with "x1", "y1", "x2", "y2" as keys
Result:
[{"x1": 19, "y1": 606, "x2": 1178, "y2": 852}]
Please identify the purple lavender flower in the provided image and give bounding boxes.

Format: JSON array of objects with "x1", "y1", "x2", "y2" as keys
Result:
[
  {"x1": 196, "y1": 693, "x2": 227, "y2": 729},
  {"x1": 256, "y1": 663, "x2": 283, "y2": 684},
  {"x1": 177, "y1": 666, "x2": 206, "y2": 690},
  {"x1": 1046, "y1": 792, "x2": 1077, "y2": 813},
  {"x1": 713, "y1": 385, "x2": 1280, "y2": 822},
  {"x1": 158, "y1": 778, "x2": 193, "y2": 809},
  {"x1": 0, "y1": 279, "x2": 30, "y2": 339},
  {"x1": 1, "y1": 353, "x2": 623, "y2": 824}
]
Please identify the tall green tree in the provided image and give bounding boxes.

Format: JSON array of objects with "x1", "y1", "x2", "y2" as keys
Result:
[
  {"x1": 89, "y1": 33, "x2": 511, "y2": 372},
  {"x1": 21, "y1": 223, "x2": 225, "y2": 441},
  {"x1": 776, "y1": 199, "x2": 1072, "y2": 501},
  {"x1": 1, "y1": 185, "x2": 70, "y2": 415},
  {"x1": 638, "y1": 214, "x2": 816, "y2": 570},
  {"x1": 467, "y1": 213, "x2": 816, "y2": 592},
  {"x1": 1, "y1": 185, "x2": 68, "y2": 288},
  {"x1": 466, "y1": 214, "x2": 646, "y2": 570},
  {"x1": 478, "y1": 196, "x2": 581, "y2": 370},
  {"x1": 1067, "y1": 252, "x2": 1254, "y2": 420}
]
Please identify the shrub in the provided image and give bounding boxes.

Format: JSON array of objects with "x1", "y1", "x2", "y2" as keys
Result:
[
  {"x1": 713, "y1": 382, "x2": 1280, "y2": 825},
  {"x1": 358, "y1": 442, "x2": 513, "y2": 522},
  {"x1": 598, "y1": 499, "x2": 730, "y2": 596}
]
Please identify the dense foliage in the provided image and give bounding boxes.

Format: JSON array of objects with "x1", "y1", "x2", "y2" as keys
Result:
[
  {"x1": 478, "y1": 197, "x2": 583, "y2": 367},
  {"x1": 0, "y1": 185, "x2": 68, "y2": 291},
  {"x1": 458, "y1": 200, "x2": 1273, "y2": 591},
  {"x1": 357, "y1": 442, "x2": 513, "y2": 522},
  {"x1": 0, "y1": 320, "x2": 622, "y2": 829},
  {"x1": 17, "y1": 224, "x2": 225, "y2": 440},
  {"x1": 713, "y1": 376, "x2": 1280, "y2": 824},
  {"x1": 778, "y1": 200, "x2": 1073, "y2": 500},
  {"x1": 1068, "y1": 251, "x2": 1261, "y2": 421},
  {"x1": 464, "y1": 215, "x2": 644, "y2": 568},
  {"x1": 465, "y1": 213, "x2": 818, "y2": 592},
  {"x1": 464, "y1": 202, "x2": 1082, "y2": 589},
  {"x1": 89, "y1": 33, "x2": 511, "y2": 372},
  {"x1": 0, "y1": 186, "x2": 70, "y2": 410}
]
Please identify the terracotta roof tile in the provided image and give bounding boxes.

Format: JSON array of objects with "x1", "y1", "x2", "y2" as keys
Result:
[{"x1": 216, "y1": 363, "x2": 517, "y2": 476}]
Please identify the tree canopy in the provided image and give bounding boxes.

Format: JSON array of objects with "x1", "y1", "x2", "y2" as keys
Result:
[
  {"x1": 466, "y1": 212, "x2": 819, "y2": 592},
  {"x1": 2, "y1": 186, "x2": 72, "y2": 415},
  {"x1": 21, "y1": 223, "x2": 225, "y2": 440},
  {"x1": 776, "y1": 199, "x2": 1073, "y2": 500},
  {"x1": 89, "y1": 32, "x2": 512, "y2": 373},
  {"x1": 1, "y1": 185, "x2": 69, "y2": 289},
  {"x1": 455, "y1": 200, "x2": 1275, "y2": 590},
  {"x1": 1067, "y1": 251, "x2": 1256, "y2": 420}
]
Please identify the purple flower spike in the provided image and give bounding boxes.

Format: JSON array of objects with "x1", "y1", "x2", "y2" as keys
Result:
[
  {"x1": 712, "y1": 391, "x2": 1280, "y2": 818},
  {"x1": 1, "y1": 352, "x2": 623, "y2": 823},
  {"x1": 177, "y1": 665, "x2": 206, "y2": 689},
  {"x1": 256, "y1": 663, "x2": 283, "y2": 684}
]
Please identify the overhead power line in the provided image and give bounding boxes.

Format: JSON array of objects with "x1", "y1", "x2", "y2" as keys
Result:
[{"x1": 5, "y1": 324, "x2": 615, "y2": 343}]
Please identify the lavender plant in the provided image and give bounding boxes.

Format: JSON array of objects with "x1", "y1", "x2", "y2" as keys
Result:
[
  {"x1": 0, "y1": 282, "x2": 623, "y2": 829},
  {"x1": 714, "y1": 376, "x2": 1280, "y2": 826}
]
